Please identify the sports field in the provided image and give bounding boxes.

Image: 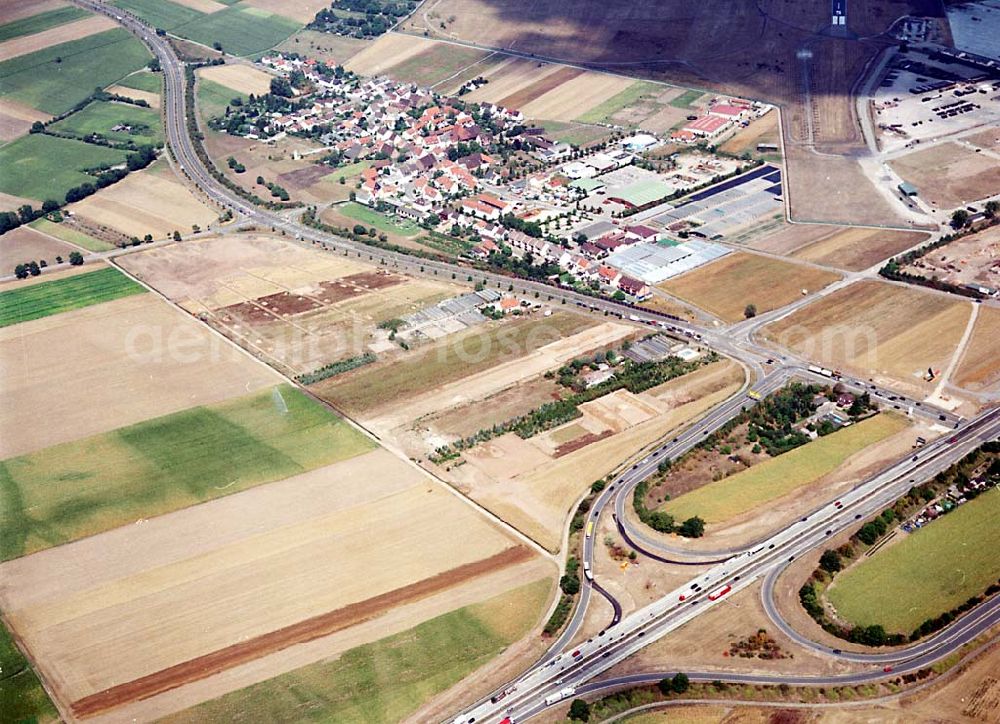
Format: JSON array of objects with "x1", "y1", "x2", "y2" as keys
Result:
[
  {"x1": 163, "y1": 579, "x2": 550, "y2": 724},
  {"x1": 0, "y1": 384, "x2": 372, "y2": 560},
  {"x1": 174, "y1": 6, "x2": 301, "y2": 56},
  {"x1": 0, "y1": 266, "x2": 144, "y2": 327},
  {"x1": 48, "y1": 99, "x2": 163, "y2": 146},
  {"x1": 28, "y1": 218, "x2": 114, "y2": 251},
  {"x1": 663, "y1": 414, "x2": 909, "y2": 523},
  {"x1": 0, "y1": 618, "x2": 58, "y2": 724},
  {"x1": 0, "y1": 131, "x2": 129, "y2": 203},
  {"x1": 0, "y1": 6, "x2": 88, "y2": 42},
  {"x1": 827, "y1": 488, "x2": 1000, "y2": 633},
  {"x1": 659, "y1": 252, "x2": 841, "y2": 323},
  {"x1": 0, "y1": 28, "x2": 150, "y2": 115}
]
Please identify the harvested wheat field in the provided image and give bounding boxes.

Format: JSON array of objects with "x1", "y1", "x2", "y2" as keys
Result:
[
  {"x1": 751, "y1": 223, "x2": 929, "y2": 272},
  {"x1": 889, "y1": 142, "x2": 1000, "y2": 210},
  {"x1": 0, "y1": 14, "x2": 115, "y2": 62},
  {"x1": 454, "y1": 359, "x2": 744, "y2": 550},
  {"x1": 465, "y1": 57, "x2": 565, "y2": 105},
  {"x1": 0, "y1": 292, "x2": 280, "y2": 457},
  {"x1": 105, "y1": 84, "x2": 160, "y2": 108},
  {"x1": 68, "y1": 164, "x2": 217, "y2": 239},
  {"x1": 659, "y1": 252, "x2": 841, "y2": 322},
  {"x1": 520, "y1": 70, "x2": 635, "y2": 122},
  {"x1": 170, "y1": 0, "x2": 227, "y2": 12},
  {"x1": 763, "y1": 281, "x2": 972, "y2": 395},
  {"x1": 0, "y1": 0, "x2": 68, "y2": 25},
  {"x1": 345, "y1": 33, "x2": 439, "y2": 77},
  {"x1": 954, "y1": 305, "x2": 1000, "y2": 393},
  {"x1": 243, "y1": 0, "x2": 330, "y2": 23},
  {"x1": 0, "y1": 447, "x2": 543, "y2": 720},
  {"x1": 198, "y1": 63, "x2": 273, "y2": 96}
]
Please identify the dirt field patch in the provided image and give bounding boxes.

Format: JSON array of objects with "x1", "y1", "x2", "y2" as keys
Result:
[
  {"x1": 105, "y1": 83, "x2": 160, "y2": 108},
  {"x1": 719, "y1": 111, "x2": 779, "y2": 157},
  {"x1": 763, "y1": 281, "x2": 971, "y2": 396},
  {"x1": 0, "y1": 225, "x2": 74, "y2": 270},
  {"x1": 659, "y1": 252, "x2": 841, "y2": 322},
  {"x1": 0, "y1": 0, "x2": 68, "y2": 26},
  {"x1": 198, "y1": 63, "x2": 273, "y2": 96},
  {"x1": 521, "y1": 70, "x2": 635, "y2": 122},
  {"x1": 498, "y1": 66, "x2": 583, "y2": 110},
  {"x1": 955, "y1": 305, "x2": 1000, "y2": 393},
  {"x1": 0, "y1": 292, "x2": 280, "y2": 458},
  {"x1": 69, "y1": 163, "x2": 218, "y2": 239},
  {"x1": 0, "y1": 97, "x2": 49, "y2": 141},
  {"x1": 889, "y1": 142, "x2": 1000, "y2": 210},
  {"x1": 242, "y1": 0, "x2": 328, "y2": 24},
  {"x1": 275, "y1": 29, "x2": 369, "y2": 67},
  {"x1": 0, "y1": 447, "x2": 532, "y2": 715},
  {"x1": 0, "y1": 14, "x2": 115, "y2": 62},
  {"x1": 775, "y1": 226, "x2": 929, "y2": 271}
]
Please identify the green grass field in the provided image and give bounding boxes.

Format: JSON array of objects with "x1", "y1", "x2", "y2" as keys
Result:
[
  {"x1": 0, "y1": 266, "x2": 145, "y2": 327},
  {"x1": 0, "y1": 618, "x2": 58, "y2": 724},
  {"x1": 0, "y1": 28, "x2": 151, "y2": 115},
  {"x1": 196, "y1": 77, "x2": 248, "y2": 120},
  {"x1": 0, "y1": 134, "x2": 129, "y2": 203},
  {"x1": 0, "y1": 385, "x2": 375, "y2": 561},
  {"x1": 49, "y1": 100, "x2": 163, "y2": 146},
  {"x1": 322, "y1": 160, "x2": 373, "y2": 183},
  {"x1": 174, "y1": 6, "x2": 301, "y2": 57},
  {"x1": 575, "y1": 80, "x2": 661, "y2": 124},
  {"x1": 337, "y1": 202, "x2": 421, "y2": 236},
  {"x1": 0, "y1": 6, "x2": 89, "y2": 42},
  {"x1": 669, "y1": 89, "x2": 704, "y2": 109},
  {"x1": 29, "y1": 218, "x2": 115, "y2": 252},
  {"x1": 319, "y1": 313, "x2": 594, "y2": 413},
  {"x1": 664, "y1": 414, "x2": 909, "y2": 523},
  {"x1": 163, "y1": 579, "x2": 551, "y2": 724},
  {"x1": 116, "y1": 69, "x2": 163, "y2": 94},
  {"x1": 111, "y1": 0, "x2": 204, "y2": 30},
  {"x1": 828, "y1": 488, "x2": 1000, "y2": 632}
]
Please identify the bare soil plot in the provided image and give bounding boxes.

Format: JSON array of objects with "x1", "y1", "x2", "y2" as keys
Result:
[
  {"x1": 453, "y1": 360, "x2": 744, "y2": 551},
  {"x1": 889, "y1": 142, "x2": 1000, "y2": 210},
  {"x1": 955, "y1": 305, "x2": 1000, "y2": 393},
  {"x1": 0, "y1": 189, "x2": 38, "y2": 213},
  {"x1": 762, "y1": 280, "x2": 972, "y2": 396},
  {"x1": 659, "y1": 252, "x2": 841, "y2": 323},
  {"x1": 275, "y1": 29, "x2": 369, "y2": 67},
  {"x1": 498, "y1": 66, "x2": 583, "y2": 110},
  {"x1": 0, "y1": 225, "x2": 74, "y2": 269},
  {"x1": 773, "y1": 226, "x2": 929, "y2": 272},
  {"x1": 0, "y1": 0, "x2": 68, "y2": 25},
  {"x1": 465, "y1": 57, "x2": 564, "y2": 105},
  {"x1": 0, "y1": 447, "x2": 538, "y2": 719},
  {"x1": 198, "y1": 63, "x2": 273, "y2": 96},
  {"x1": 0, "y1": 14, "x2": 115, "y2": 61},
  {"x1": 345, "y1": 32, "x2": 440, "y2": 77},
  {"x1": 0, "y1": 292, "x2": 280, "y2": 458},
  {"x1": 69, "y1": 164, "x2": 217, "y2": 239},
  {"x1": 966, "y1": 126, "x2": 1000, "y2": 152},
  {"x1": 521, "y1": 70, "x2": 635, "y2": 122},
  {"x1": 0, "y1": 98, "x2": 49, "y2": 141},
  {"x1": 901, "y1": 224, "x2": 1000, "y2": 292},
  {"x1": 242, "y1": 0, "x2": 329, "y2": 24}
]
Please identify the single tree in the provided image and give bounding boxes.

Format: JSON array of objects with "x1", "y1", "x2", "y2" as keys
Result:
[
  {"x1": 671, "y1": 672, "x2": 690, "y2": 694},
  {"x1": 819, "y1": 549, "x2": 842, "y2": 573},
  {"x1": 744, "y1": 303, "x2": 757, "y2": 319},
  {"x1": 951, "y1": 209, "x2": 969, "y2": 228},
  {"x1": 679, "y1": 516, "x2": 705, "y2": 538},
  {"x1": 985, "y1": 200, "x2": 999, "y2": 219},
  {"x1": 68, "y1": 251, "x2": 84, "y2": 266},
  {"x1": 568, "y1": 699, "x2": 590, "y2": 721}
]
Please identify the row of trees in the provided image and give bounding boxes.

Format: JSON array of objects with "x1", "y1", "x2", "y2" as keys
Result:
[{"x1": 14, "y1": 251, "x2": 83, "y2": 279}]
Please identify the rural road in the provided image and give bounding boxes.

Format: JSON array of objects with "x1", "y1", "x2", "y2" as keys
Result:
[{"x1": 69, "y1": 5, "x2": 999, "y2": 722}]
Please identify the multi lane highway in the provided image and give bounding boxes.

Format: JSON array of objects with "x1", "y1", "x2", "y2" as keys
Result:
[{"x1": 71, "y1": 5, "x2": 998, "y2": 721}]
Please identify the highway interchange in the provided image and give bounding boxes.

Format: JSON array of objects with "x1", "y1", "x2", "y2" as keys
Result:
[{"x1": 72, "y1": 4, "x2": 1000, "y2": 721}]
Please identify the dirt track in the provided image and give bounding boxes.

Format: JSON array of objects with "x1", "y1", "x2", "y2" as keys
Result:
[{"x1": 70, "y1": 546, "x2": 532, "y2": 718}]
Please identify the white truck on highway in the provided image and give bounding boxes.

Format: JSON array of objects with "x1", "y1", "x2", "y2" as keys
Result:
[{"x1": 544, "y1": 687, "x2": 576, "y2": 705}]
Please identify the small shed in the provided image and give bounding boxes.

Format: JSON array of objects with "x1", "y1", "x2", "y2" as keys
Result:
[{"x1": 898, "y1": 181, "x2": 918, "y2": 197}]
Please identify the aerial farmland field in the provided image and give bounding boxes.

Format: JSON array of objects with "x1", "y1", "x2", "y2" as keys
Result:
[
  {"x1": 0, "y1": 265, "x2": 144, "y2": 327},
  {"x1": 48, "y1": 99, "x2": 163, "y2": 145},
  {"x1": 0, "y1": 446, "x2": 550, "y2": 720},
  {"x1": 0, "y1": 134, "x2": 129, "y2": 203}
]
